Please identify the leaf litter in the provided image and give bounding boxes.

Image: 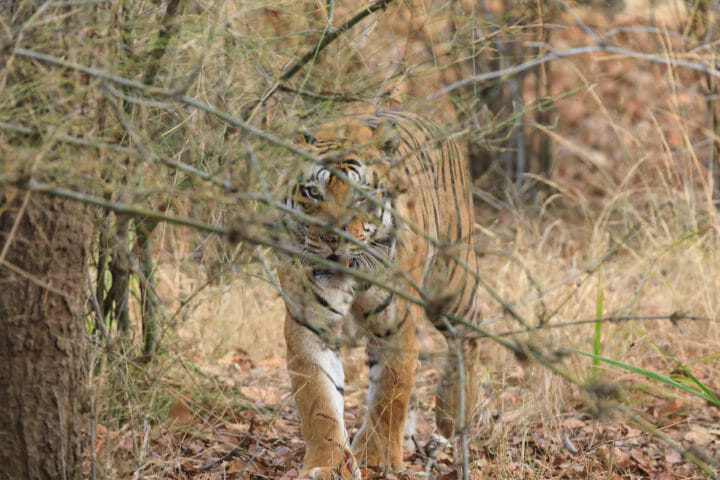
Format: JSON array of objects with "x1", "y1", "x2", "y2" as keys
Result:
[{"x1": 82, "y1": 345, "x2": 719, "y2": 479}]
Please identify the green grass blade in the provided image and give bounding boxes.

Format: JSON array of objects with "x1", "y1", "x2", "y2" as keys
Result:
[
  {"x1": 650, "y1": 341, "x2": 720, "y2": 406},
  {"x1": 593, "y1": 282, "x2": 603, "y2": 365},
  {"x1": 571, "y1": 349, "x2": 719, "y2": 406}
]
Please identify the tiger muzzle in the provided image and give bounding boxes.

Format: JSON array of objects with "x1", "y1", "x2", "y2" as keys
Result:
[{"x1": 319, "y1": 232, "x2": 339, "y2": 247}]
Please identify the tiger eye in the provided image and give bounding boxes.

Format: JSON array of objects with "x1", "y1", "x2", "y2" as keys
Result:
[{"x1": 306, "y1": 185, "x2": 322, "y2": 198}]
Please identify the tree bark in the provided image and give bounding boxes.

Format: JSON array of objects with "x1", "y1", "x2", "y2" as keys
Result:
[{"x1": 0, "y1": 193, "x2": 91, "y2": 480}]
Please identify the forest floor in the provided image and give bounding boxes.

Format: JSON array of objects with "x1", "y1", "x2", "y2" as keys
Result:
[{"x1": 84, "y1": 327, "x2": 720, "y2": 479}]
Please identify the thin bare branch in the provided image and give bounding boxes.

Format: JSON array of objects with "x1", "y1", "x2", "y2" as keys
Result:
[
  {"x1": 11, "y1": 48, "x2": 320, "y2": 163},
  {"x1": 430, "y1": 43, "x2": 720, "y2": 99},
  {"x1": 242, "y1": 0, "x2": 396, "y2": 120},
  {"x1": 0, "y1": 179, "x2": 229, "y2": 235},
  {"x1": 484, "y1": 312, "x2": 712, "y2": 339},
  {"x1": 278, "y1": 0, "x2": 396, "y2": 82},
  {"x1": 554, "y1": 0, "x2": 602, "y2": 44},
  {"x1": 0, "y1": 121, "x2": 132, "y2": 154}
]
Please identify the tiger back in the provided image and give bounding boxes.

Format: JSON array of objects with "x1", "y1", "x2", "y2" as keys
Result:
[{"x1": 279, "y1": 111, "x2": 481, "y2": 479}]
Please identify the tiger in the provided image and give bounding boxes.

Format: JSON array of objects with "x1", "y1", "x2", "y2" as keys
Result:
[{"x1": 278, "y1": 110, "x2": 482, "y2": 479}]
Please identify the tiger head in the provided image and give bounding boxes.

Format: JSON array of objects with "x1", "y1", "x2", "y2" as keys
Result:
[{"x1": 283, "y1": 119, "x2": 400, "y2": 272}]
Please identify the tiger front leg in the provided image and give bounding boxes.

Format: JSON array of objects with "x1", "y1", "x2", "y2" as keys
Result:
[
  {"x1": 351, "y1": 305, "x2": 419, "y2": 470},
  {"x1": 280, "y1": 266, "x2": 360, "y2": 480},
  {"x1": 285, "y1": 317, "x2": 359, "y2": 479}
]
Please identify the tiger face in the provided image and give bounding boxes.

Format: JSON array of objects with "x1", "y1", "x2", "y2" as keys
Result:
[{"x1": 284, "y1": 131, "x2": 397, "y2": 272}]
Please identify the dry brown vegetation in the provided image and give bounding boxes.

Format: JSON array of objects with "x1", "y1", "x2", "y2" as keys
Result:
[{"x1": 2, "y1": 0, "x2": 720, "y2": 478}]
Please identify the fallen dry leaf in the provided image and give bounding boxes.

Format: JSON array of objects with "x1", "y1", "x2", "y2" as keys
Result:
[
  {"x1": 665, "y1": 447, "x2": 682, "y2": 464},
  {"x1": 658, "y1": 398, "x2": 684, "y2": 417},
  {"x1": 684, "y1": 425, "x2": 714, "y2": 446},
  {"x1": 242, "y1": 385, "x2": 286, "y2": 404},
  {"x1": 598, "y1": 445, "x2": 631, "y2": 470},
  {"x1": 279, "y1": 468, "x2": 299, "y2": 479},
  {"x1": 563, "y1": 417, "x2": 586, "y2": 430},
  {"x1": 168, "y1": 400, "x2": 194, "y2": 425},
  {"x1": 226, "y1": 456, "x2": 254, "y2": 473}
]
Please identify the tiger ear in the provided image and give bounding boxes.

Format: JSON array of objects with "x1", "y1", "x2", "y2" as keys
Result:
[
  {"x1": 295, "y1": 130, "x2": 317, "y2": 146},
  {"x1": 371, "y1": 121, "x2": 401, "y2": 156}
]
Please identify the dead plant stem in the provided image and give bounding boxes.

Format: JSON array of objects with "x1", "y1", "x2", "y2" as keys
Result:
[
  {"x1": 279, "y1": 0, "x2": 395, "y2": 82},
  {"x1": 485, "y1": 312, "x2": 710, "y2": 339},
  {"x1": 243, "y1": 0, "x2": 396, "y2": 120}
]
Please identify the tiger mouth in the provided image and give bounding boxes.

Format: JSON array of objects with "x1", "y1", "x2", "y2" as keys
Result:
[
  {"x1": 312, "y1": 268, "x2": 333, "y2": 279},
  {"x1": 312, "y1": 255, "x2": 359, "y2": 278},
  {"x1": 326, "y1": 253, "x2": 359, "y2": 269},
  {"x1": 312, "y1": 262, "x2": 358, "y2": 279}
]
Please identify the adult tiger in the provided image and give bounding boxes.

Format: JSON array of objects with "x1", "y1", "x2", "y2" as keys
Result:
[{"x1": 278, "y1": 111, "x2": 481, "y2": 479}]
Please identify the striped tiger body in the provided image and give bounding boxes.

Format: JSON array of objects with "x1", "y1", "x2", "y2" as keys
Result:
[{"x1": 279, "y1": 111, "x2": 481, "y2": 479}]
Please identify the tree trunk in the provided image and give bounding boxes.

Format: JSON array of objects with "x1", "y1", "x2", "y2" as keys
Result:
[{"x1": 0, "y1": 193, "x2": 91, "y2": 480}]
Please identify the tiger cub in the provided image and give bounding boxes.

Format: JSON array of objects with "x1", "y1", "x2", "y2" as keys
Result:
[{"x1": 279, "y1": 111, "x2": 481, "y2": 479}]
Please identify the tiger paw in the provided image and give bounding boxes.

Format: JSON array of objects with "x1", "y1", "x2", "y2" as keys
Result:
[
  {"x1": 301, "y1": 450, "x2": 360, "y2": 480},
  {"x1": 351, "y1": 445, "x2": 405, "y2": 472},
  {"x1": 351, "y1": 426, "x2": 404, "y2": 471}
]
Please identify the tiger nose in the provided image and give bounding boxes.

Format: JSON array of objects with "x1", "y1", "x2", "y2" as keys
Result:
[{"x1": 319, "y1": 232, "x2": 339, "y2": 246}]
